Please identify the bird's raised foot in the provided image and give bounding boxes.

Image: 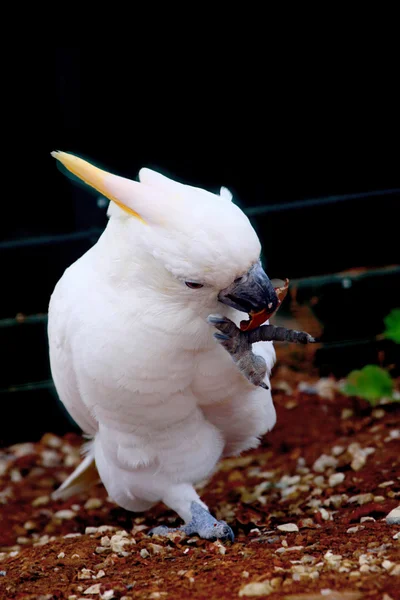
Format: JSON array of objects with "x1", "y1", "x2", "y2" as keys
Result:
[
  {"x1": 207, "y1": 314, "x2": 268, "y2": 389},
  {"x1": 148, "y1": 501, "x2": 234, "y2": 542}
]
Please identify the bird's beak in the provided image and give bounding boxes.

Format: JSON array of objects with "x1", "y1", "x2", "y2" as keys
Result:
[{"x1": 218, "y1": 263, "x2": 284, "y2": 331}]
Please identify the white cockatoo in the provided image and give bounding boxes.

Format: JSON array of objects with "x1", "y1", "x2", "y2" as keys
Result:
[{"x1": 48, "y1": 152, "x2": 281, "y2": 541}]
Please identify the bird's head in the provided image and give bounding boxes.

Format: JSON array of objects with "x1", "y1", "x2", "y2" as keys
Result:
[{"x1": 52, "y1": 152, "x2": 279, "y2": 325}]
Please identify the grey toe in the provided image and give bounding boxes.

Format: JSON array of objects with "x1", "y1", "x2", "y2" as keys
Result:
[{"x1": 207, "y1": 315, "x2": 229, "y2": 324}]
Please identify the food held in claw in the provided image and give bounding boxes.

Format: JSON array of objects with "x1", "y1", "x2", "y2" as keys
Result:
[{"x1": 240, "y1": 278, "x2": 290, "y2": 332}]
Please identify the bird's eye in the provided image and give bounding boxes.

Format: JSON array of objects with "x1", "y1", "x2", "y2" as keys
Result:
[{"x1": 185, "y1": 282, "x2": 204, "y2": 289}]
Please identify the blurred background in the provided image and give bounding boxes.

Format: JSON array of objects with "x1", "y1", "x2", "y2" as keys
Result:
[{"x1": 1, "y1": 48, "x2": 399, "y2": 445}]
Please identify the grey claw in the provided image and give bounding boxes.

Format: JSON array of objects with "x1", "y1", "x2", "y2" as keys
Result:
[
  {"x1": 214, "y1": 333, "x2": 230, "y2": 341},
  {"x1": 259, "y1": 381, "x2": 269, "y2": 390},
  {"x1": 207, "y1": 315, "x2": 229, "y2": 325},
  {"x1": 221, "y1": 523, "x2": 235, "y2": 542}
]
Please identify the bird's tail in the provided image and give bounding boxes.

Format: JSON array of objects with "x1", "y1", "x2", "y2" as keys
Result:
[{"x1": 51, "y1": 438, "x2": 100, "y2": 501}]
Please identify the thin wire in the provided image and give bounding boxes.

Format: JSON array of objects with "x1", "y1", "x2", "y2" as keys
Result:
[{"x1": 245, "y1": 187, "x2": 400, "y2": 216}]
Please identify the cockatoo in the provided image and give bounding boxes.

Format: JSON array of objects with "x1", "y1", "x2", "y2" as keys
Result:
[{"x1": 48, "y1": 152, "x2": 282, "y2": 542}]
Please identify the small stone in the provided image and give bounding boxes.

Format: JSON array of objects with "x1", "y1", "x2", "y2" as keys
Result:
[
  {"x1": 32, "y1": 495, "x2": 50, "y2": 507},
  {"x1": 24, "y1": 521, "x2": 37, "y2": 531},
  {"x1": 382, "y1": 560, "x2": 394, "y2": 571},
  {"x1": 360, "y1": 564, "x2": 371, "y2": 573},
  {"x1": 41, "y1": 449, "x2": 61, "y2": 467},
  {"x1": 277, "y1": 523, "x2": 299, "y2": 532},
  {"x1": 42, "y1": 433, "x2": 62, "y2": 448},
  {"x1": 100, "y1": 536, "x2": 111, "y2": 547},
  {"x1": 341, "y1": 408, "x2": 354, "y2": 419},
  {"x1": 148, "y1": 543, "x2": 164, "y2": 555},
  {"x1": 84, "y1": 583, "x2": 101, "y2": 594},
  {"x1": 371, "y1": 408, "x2": 385, "y2": 419},
  {"x1": 351, "y1": 456, "x2": 366, "y2": 471},
  {"x1": 298, "y1": 518, "x2": 315, "y2": 529},
  {"x1": 0, "y1": 571, "x2": 6, "y2": 576},
  {"x1": 54, "y1": 509, "x2": 76, "y2": 520},
  {"x1": 347, "y1": 526, "x2": 364, "y2": 533},
  {"x1": 242, "y1": 571, "x2": 250, "y2": 578},
  {"x1": 64, "y1": 454, "x2": 79, "y2": 467},
  {"x1": 58, "y1": 552, "x2": 65, "y2": 559},
  {"x1": 79, "y1": 569, "x2": 94, "y2": 580},
  {"x1": 393, "y1": 531, "x2": 400, "y2": 540},
  {"x1": 386, "y1": 506, "x2": 400, "y2": 524},
  {"x1": 84, "y1": 498, "x2": 103, "y2": 510},
  {"x1": 96, "y1": 570, "x2": 106, "y2": 578},
  {"x1": 379, "y1": 480, "x2": 395, "y2": 488},
  {"x1": 313, "y1": 454, "x2": 338, "y2": 473},
  {"x1": 331, "y1": 445, "x2": 345, "y2": 456},
  {"x1": 239, "y1": 580, "x2": 274, "y2": 596},
  {"x1": 85, "y1": 526, "x2": 99, "y2": 534},
  {"x1": 97, "y1": 525, "x2": 116, "y2": 534},
  {"x1": 100, "y1": 591, "x2": 115, "y2": 600},
  {"x1": 10, "y1": 469, "x2": 22, "y2": 482},
  {"x1": 348, "y1": 493, "x2": 374, "y2": 505},
  {"x1": 360, "y1": 516, "x2": 375, "y2": 523},
  {"x1": 328, "y1": 472, "x2": 345, "y2": 487},
  {"x1": 390, "y1": 564, "x2": 400, "y2": 576},
  {"x1": 140, "y1": 548, "x2": 150, "y2": 558},
  {"x1": 319, "y1": 508, "x2": 331, "y2": 520}
]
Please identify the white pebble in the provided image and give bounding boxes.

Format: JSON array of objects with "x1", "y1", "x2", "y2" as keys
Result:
[
  {"x1": 328, "y1": 473, "x2": 345, "y2": 487},
  {"x1": 386, "y1": 506, "x2": 400, "y2": 525},
  {"x1": 140, "y1": 548, "x2": 150, "y2": 558},
  {"x1": 84, "y1": 498, "x2": 103, "y2": 510},
  {"x1": 331, "y1": 446, "x2": 345, "y2": 456},
  {"x1": 54, "y1": 510, "x2": 76, "y2": 520},
  {"x1": 239, "y1": 581, "x2": 273, "y2": 596},
  {"x1": 84, "y1": 583, "x2": 101, "y2": 594},
  {"x1": 41, "y1": 450, "x2": 60, "y2": 467},
  {"x1": 32, "y1": 495, "x2": 50, "y2": 507},
  {"x1": 313, "y1": 454, "x2": 338, "y2": 473},
  {"x1": 348, "y1": 493, "x2": 374, "y2": 505},
  {"x1": 78, "y1": 568, "x2": 94, "y2": 580},
  {"x1": 277, "y1": 523, "x2": 299, "y2": 532},
  {"x1": 347, "y1": 526, "x2": 364, "y2": 534},
  {"x1": 85, "y1": 527, "x2": 98, "y2": 534}
]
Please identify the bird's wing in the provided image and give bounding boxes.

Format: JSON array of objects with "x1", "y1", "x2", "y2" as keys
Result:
[{"x1": 48, "y1": 273, "x2": 98, "y2": 436}]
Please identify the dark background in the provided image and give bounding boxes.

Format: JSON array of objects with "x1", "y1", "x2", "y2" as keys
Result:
[{"x1": 0, "y1": 48, "x2": 399, "y2": 444}]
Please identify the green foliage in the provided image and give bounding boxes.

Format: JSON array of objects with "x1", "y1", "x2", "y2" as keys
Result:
[
  {"x1": 342, "y1": 308, "x2": 400, "y2": 406},
  {"x1": 383, "y1": 308, "x2": 400, "y2": 344},
  {"x1": 342, "y1": 365, "x2": 394, "y2": 405}
]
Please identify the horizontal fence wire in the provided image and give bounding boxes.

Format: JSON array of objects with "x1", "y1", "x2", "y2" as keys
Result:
[
  {"x1": 1, "y1": 188, "x2": 399, "y2": 250},
  {"x1": 1, "y1": 264, "x2": 398, "y2": 331}
]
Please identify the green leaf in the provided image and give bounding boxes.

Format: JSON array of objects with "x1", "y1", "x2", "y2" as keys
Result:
[
  {"x1": 342, "y1": 365, "x2": 394, "y2": 405},
  {"x1": 383, "y1": 308, "x2": 400, "y2": 344}
]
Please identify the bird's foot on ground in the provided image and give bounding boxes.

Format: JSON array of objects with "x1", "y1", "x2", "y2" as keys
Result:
[
  {"x1": 149, "y1": 501, "x2": 234, "y2": 542},
  {"x1": 207, "y1": 314, "x2": 268, "y2": 389}
]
